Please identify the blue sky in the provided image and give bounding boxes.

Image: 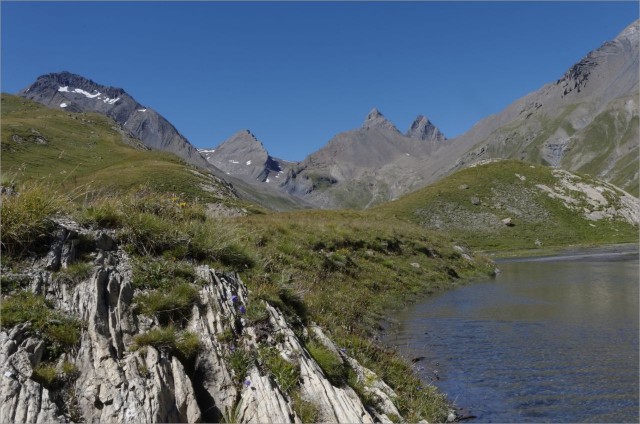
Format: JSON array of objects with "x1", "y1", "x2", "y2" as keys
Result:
[{"x1": 2, "y1": 1, "x2": 637, "y2": 161}]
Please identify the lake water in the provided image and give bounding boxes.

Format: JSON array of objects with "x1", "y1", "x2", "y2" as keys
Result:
[{"x1": 385, "y1": 246, "x2": 639, "y2": 422}]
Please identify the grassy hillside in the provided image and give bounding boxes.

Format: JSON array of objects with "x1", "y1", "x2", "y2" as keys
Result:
[
  {"x1": 1, "y1": 94, "x2": 259, "y2": 212},
  {"x1": 1, "y1": 93, "x2": 499, "y2": 422},
  {"x1": 460, "y1": 98, "x2": 639, "y2": 197},
  {"x1": 374, "y1": 160, "x2": 638, "y2": 253}
]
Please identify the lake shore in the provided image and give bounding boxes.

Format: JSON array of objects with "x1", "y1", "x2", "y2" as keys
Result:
[
  {"x1": 485, "y1": 241, "x2": 639, "y2": 261},
  {"x1": 385, "y1": 244, "x2": 639, "y2": 422}
]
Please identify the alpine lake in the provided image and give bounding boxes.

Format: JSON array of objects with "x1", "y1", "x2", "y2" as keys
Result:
[{"x1": 384, "y1": 244, "x2": 639, "y2": 423}]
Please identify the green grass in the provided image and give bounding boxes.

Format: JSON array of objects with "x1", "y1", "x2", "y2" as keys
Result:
[
  {"x1": 292, "y1": 390, "x2": 320, "y2": 423},
  {"x1": 226, "y1": 349, "x2": 254, "y2": 384},
  {"x1": 237, "y1": 209, "x2": 494, "y2": 335},
  {"x1": 374, "y1": 160, "x2": 638, "y2": 253},
  {"x1": 76, "y1": 189, "x2": 256, "y2": 266},
  {"x1": 132, "y1": 326, "x2": 200, "y2": 359},
  {"x1": 0, "y1": 181, "x2": 67, "y2": 257},
  {"x1": 336, "y1": 334, "x2": 448, "y2": 422},
  {"x1": 131, "y1": 258, "x2": 197, "y2": 289},
  {"x1": 135, "y1": 282, "x2": 200, "y2": 325},
  {"x1": 259, "y1": 346, "x2": 300, "y2": 394},
  {"x1": 0, "y1": 94, "x2": 251, "y2": 209},
  {"x1": 0, "y1": 291, "x2": 82, "y2": 359},
  {"x1": 305, "y1": 340, "x2": 347, "y2": 386},
  {"x1": 56, "y1": 261, "x2": 94, "y2": 284}
]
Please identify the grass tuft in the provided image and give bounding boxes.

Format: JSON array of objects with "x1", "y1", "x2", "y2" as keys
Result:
[
  {"x1": 135, "y1": 282, "x2": 200, "y2": 325},
  {"x1": 259, "y1": 346, "x2": 300, "y2": 394},
  {"x1": 306, "y1": 339, "x2": 347, "y2": 387},
  {"x1": 0, "y1": 182, "x2": 66, "y2": 257},
  {"x1": 132, "y1": 326, "x2": 201, "y2": 360}
]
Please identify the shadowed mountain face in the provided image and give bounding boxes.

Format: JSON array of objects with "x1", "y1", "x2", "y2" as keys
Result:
[
  {"x1": 19, "y1": 71, "x2": 212, "y2": 170},
  {"x1": 426, "y1": 20, "x2": 640, "y2": 196}
]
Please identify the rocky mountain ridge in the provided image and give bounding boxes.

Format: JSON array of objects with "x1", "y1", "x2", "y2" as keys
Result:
[
  {"x1": 201, "y1": 108, "x2": 448, "y2": 209},
  {"x1": 424, "y1": 19, "x2": 640, "y2": 196},
  {"x1": 15, "y1": 20, "x2": 638, "y2": 211},
  {"x1": 19, "y1": 72, "x2": 213, "y2": 172}
]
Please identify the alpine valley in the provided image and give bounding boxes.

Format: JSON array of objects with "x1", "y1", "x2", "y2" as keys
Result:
[{"x1": 0, "y1": 19, "x2": 638, "y2": 424}]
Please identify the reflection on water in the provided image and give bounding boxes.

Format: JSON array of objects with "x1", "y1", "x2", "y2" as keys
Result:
[{"x1": 385, "y1": 248, "x2": 639, "y2": 422}]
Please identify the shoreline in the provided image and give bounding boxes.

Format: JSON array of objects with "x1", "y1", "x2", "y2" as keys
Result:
[
  {"x1": 382, "y1": 240, "x2": 638, "y2": 421},
  {"x1": 484, "y1": 241, "x2": 639, "y2": 261}
]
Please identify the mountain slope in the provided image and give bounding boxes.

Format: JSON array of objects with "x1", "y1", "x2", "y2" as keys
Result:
[
  {"x1": 375, "y1": 160, "x2": 639, "y2": 252},
  {"x1": 0, "y1": 94, "x2": 256, "y2": 215},
  {"x1": 279, "y1": 109, "x2": 447, "y2": 208},
  {"x1": 19, "y1": 72, "x2": 214, "y2": 171},
  {"x1": 428, "y1": 20, "x2": 639, "y2": 196},
  {"x1": 16, "y1": 73, "x2": 311, "y2": 212}
]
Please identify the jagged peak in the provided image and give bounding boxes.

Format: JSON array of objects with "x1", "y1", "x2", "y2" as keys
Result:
[
  {"x1": 406, "y1": 115, "x2": 446, "y2": 142},
  {"x1": 217, "y1": 129, "x2": 268, "y2": 153},
  {"x1": 235, "y1": 129, "x2": 259, "y2": 141},
  {"x1": 362, "y1": 107, "x2": 399, "y2": 132},
  {"x1": 366, "y1": 107, "x2": 383, "y2": 120}
]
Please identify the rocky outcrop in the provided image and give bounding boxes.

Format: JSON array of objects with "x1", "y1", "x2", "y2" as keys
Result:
[{"x1": 1, "y1": 219, "x2": 405, "y2": 423}]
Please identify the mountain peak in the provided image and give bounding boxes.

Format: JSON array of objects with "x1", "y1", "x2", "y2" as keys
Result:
[
  {"x1": 23, "y1": 71, "x2": 126, "y2": 98},
  {"x1": 366, "y1": 108, "x2": 383, "y2": 119},
  {"x1": 236, "y1": 129, "x2": 260, "y2": 143},
  {"x1": 19, "y1": 71, "x2": 212, "y2": 171},
  {"x1": 217, "y1": 130, "x2": 268, "y2": 155},
  {"x1": 362, "y1": 108, "x2": 399, "y2": 132},
  {"x1": 406, "y1": 115, "x2": 446, "y2": 142}
]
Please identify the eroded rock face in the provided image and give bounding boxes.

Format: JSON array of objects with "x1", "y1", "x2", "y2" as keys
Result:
[{"x1": 1, "y1": 220, "x2": 405, "y2": 423}]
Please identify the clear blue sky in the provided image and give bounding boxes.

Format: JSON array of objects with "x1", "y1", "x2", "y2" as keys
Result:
[{"x1": 2, "y1": 1, "x2": 637, "y2": 161}]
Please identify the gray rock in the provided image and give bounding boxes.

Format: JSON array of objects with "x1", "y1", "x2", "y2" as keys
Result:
[
  {"x1": 471, "y1": 196, "x2": 481, "y2": 205},
  {"x1": 501, "y1": 217, "x2": 514, "y2": 226},
  {"x1": 95, "y1": 232, "x2": 115, "y2": 251},
  {"x1": 1, "y1": 219, "x2": 407, "y2": 424}
]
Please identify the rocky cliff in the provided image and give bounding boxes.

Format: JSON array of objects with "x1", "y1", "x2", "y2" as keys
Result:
[{"x1": 0, "y1": 218, "x2": 406, "y2": 423}]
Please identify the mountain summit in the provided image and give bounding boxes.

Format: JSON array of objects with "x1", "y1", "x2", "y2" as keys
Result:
[
  {"x1": 406, "y1": 115, "x2": 446, "y2": 142},
  {"x1": 361, "y1": 108, "x2": 400, "y2": 133},
  {"x1": 199, "y1": 130, "x2": 282, "y2": 182},
  {"x1": 19, "y1": 71, "x2": 211, "y2": 170}
]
